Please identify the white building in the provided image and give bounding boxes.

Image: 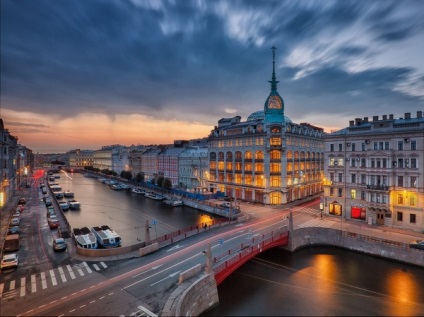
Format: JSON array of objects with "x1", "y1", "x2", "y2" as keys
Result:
[
  {"x1": 323, "y1": 111, "x2": 424, "y2": 232},
  {"x1": 178, "y1": 147, "x2": 209, "y2": 191}
]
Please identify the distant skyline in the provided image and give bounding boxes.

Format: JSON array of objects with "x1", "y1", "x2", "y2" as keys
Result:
[{"x1": 2, "y1": 0, "x2": 424, "y2": 153}]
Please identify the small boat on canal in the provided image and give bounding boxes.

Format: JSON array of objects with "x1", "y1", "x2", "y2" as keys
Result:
[
  {"x1": 72, "y1": 227, "x2": 98, "y2": 249},
  {"x1": 91, "y1": 225, "x2": 121, "y2": 248},
  {"x1": 163, "y1": 198, "x2": 183, "y2": 206},
  {"x1": 64, "y1": 190, "x2": 74, "y2": 198},
  {"x1": 68, "y1": 199, "x2": 81, "y2": 210},
  {"x1": 131, "y1": 187, "x2": 146, "y2": 195},
  {"x1": 145, "y1": 192, "x2": 165, "y2": 200}
]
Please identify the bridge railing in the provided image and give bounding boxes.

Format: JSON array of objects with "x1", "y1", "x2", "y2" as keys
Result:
[{"x1": 213, "y1": 230, "x2": 289, "y2": 277}]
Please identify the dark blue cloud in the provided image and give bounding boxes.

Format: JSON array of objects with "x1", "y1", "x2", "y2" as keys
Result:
[{"x1": 1, "y1": 0, "x2": 423, "y2": 126}]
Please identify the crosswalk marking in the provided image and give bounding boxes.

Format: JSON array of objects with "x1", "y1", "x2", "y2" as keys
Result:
[
  {"x1": 40, "y1": 272, "x2": 47, "y2": 289},
  {"x1": 297, "y1": 219, "x2": 331, "y2": 228},
  {"x1": 20, "y1": 277, "x2": 25, "y2": 297},
  {"x1": 77, "y1": 268, "x2": 84, "y2": 277},
  {"x1": 50, "y1": 269, "x2": 57, "y2": 286},
  {"x1": 0, "y1": 261, "x2": 107, "y2": 300},
  {"x1": 58, "y1": 267, "x2": 67, "y2": 283},
  {"x1": 31, "y1": 274, "x2": 37, "y2": 293},
  {"x1": 83, "y1": 262, "x2": 92, "y2": 274},
  {"x1": 67, "y1": 265, "x2": 76, "y2": 279}
]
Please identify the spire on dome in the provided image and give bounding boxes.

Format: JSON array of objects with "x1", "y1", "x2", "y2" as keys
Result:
[{"x1": 269, "y1": 46, "x2": 279, "y2": 92}]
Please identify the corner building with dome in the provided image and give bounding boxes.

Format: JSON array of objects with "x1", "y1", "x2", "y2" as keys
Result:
[{"x1": 207, "y1": 47, "x2": 325, "y2": 205}]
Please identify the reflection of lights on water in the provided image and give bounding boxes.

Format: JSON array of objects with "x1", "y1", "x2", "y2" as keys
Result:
[{"x1": 386, "y1": 269, "x2": 420, "y2": 314}]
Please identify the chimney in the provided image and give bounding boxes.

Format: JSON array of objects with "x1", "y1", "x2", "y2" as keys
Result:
[
  {"x1": 382, "y1": 115, "x2": 387, "y2": 120},
  {"x1": 349, "y1": 120, "x2": 354, "y2": 127},
  {"x1": 389, "y1": 114, "x2": 394, "y2": 120},
  {"x1": 355, "y1": 118, "x2": 361, "y2": 126},
  {"x1": 363, "y1": 117, "x2": 368, "y2": 123},
  {"x1": 417, "y1": 111, "x2": 422, "y2": 118},
  {"x1": 373, "y1": 115, "x2": 379, "y2": 121},
  {"x1": 405, "y1": 112, "x2": 411, "y2": 119}
]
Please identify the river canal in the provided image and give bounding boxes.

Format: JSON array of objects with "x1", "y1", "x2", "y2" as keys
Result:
[
  {"x1": 203, "y1": 246, "x2": 424, "y2": 316},
  {"x1": 52, "y1": 171, "x2": 221, "y2": 246}
]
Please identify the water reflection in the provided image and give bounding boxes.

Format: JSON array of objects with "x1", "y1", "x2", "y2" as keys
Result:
[
  {"x1": 54, "y1": 173, "x2": 223, "y2": 247},
  {"x1": 203, "y1": 247, "x2": 424, "y2": 316}
]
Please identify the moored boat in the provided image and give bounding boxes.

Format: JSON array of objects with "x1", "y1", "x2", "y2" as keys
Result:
[
  {"x1": 131, "y1": 187, "x2": 146, "y2": 195},
  {"x1": 72, "y1": 227, "x2": 98, "y2": 249},
  {"x1": 145, "y1": 192, "x2": 165, "y2": 200},
  {"x1": 64, "y1": 190, "x2": 74, "y2": 198},
  {"x1": 91, "y1": 225, "x2": 121, "y2": 248},
  {"x1": 163, "y1": 199, "x2": 183, "y2": 206},
  {"x1": 68, "y1": 199, "x2": 81, "y2": 210}
]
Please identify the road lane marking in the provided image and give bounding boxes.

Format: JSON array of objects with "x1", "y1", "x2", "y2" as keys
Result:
[
  {"x1": 77, "y1": 268, "x2": 84, "y2": 276},
  {"x1": 0, "y1": 283, "x2": 4, "y2": 297},
  {"x1": 83, "y1": 261, "x2": 92, "y2": 273},
  {"x1": 20, "y1": 277, "x2": 26, "y2": 297},
  {"x1": 93, "y1": 264, "x2": 100, "y2": 271},
  {"x1": 40, "y1": 272, "x2": 47, "y2": 289},
  {"x1": 150, "y1": 271, "x2": 181, "y2": 286},
  {"x1": 100, "y1": 262, "x2": 107, "y2": 268},
  {"x1": 10, "y1": 280, "x2": 15, "y2": 290},
  {"x1": 133, "y1": 264, "x2": 164, "y2": 278},
  {"x1": 66, "y1": 265, "x2": 76, "y2": 279},
  {"x1": 58, "y1": 266, "x2": 67, "y2": 283},
  {"x1": 31, "y1": 274, "x2": 37, "y2": 293},
  {"x1": 50, "y1": 269, "x2": 57, "y2": 286}
]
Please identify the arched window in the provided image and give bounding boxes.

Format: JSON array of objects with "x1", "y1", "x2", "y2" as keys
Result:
[
  {"x1": 235, "y1": 151, "x2": 242, "y2": 160},
  {"x1": 226, "y1": 151, "x2": 233, "y2": 161},
  {"x1": 218, "y1": 152, "x2": 224, "y2": 161},
  {"x1": 255, "y1": 151, "x2": 264, "y2": 160},
  {"x1": 245, "y1": 151, "x2": 252, "y2": 160},
  {"x1": 286, "y1": 151, "x2": 293, "y2": 160},
  {"x1": 270, "y1": 150, "x2": 280, "y2": 160},
  {"x1": 209, "y1": 152, "x2": 216, "y2": 160},
  {"x1": 294, "y1": 151, "x2": 299, "y2": 160}
]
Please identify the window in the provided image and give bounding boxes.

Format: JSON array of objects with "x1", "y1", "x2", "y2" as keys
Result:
[
  {"x1": 339, "y1": 144, "x2": 342, "y2": 152},
  {"x1": 338, "y1": 188, "x2": 343, "y2": 197},
  {"x1": 330, "y1": 144, "x2": 334, "y2": 152},
  {"x1": 351, "y1": 174, "x2": 356, "y2": 183},
  {"x1": 330, "y1": 173, "x2": 334, "y2": 182},
  {"x1": 371, "y1": 159, "x2": 375, "y2": 168},
  {"x1": 352, "y1": 143, "x2": 356, "y2": 151},
  {"x1": 379, "y1": 142, "x2": 383, "y2": 150},
  {"x1": 411, "y1": 140, "x2": 416, "y2": 150},
  {"x1": 410, "y1": 176, "x2": 417, "y2": 188},
  {"x1": 270, "y1": 138, "x2": 281, "y2": 146},
  {"x1": 397, "y1": 212, "x2": 403, "y2": 222},
  {"x1": 397, "y1": 194, "x2": 404, "y2": 204},
  {"x1": 330, "y1": 187, "x2": 334, "y2": 196},
  {"x1": 373, "y1": 142, "x2": 378, "y2": 150},
  {"x1": 397, "y1": 158, "x2": 403, "y2": 168},
  {"x1": 411, "y1": 158, "x2": 417, "y2": 168},
  {"x1": 338, "y1": 173, "x2": 343, "y2": 182},
  {"x1": 351, "y1": 189, "x2": 356, "y2": 199},
  {"x1": 361, "y1": 143, "x2": 366, "y2": 151},
  {"x1": 382, "y1": 159, "x2": 387, "y2": 168},
  {"x1": 361, "y1": 158, "x2": 366, "y2": 168},
  {"x1": 397, "y1": 176, "x2": 403, "y2": 187},
  {"x1": 376, "y1": 159, "x2": 381, "y2": 168},
  {"x1": 361, "y1": 174, "x2": 366, "y2": 184},
  {"x1": 410, "y1": 214, "x2": 416, "y2": 224},
  {"x1": 398, "y1": 141, "x2": 403, "y2": 151},
  {"x1": 361, "y1": 191, "x2": 365, "y2": 200},
  {"x1": 385, "y1": 142, "x2": 389, "y2": 150}
]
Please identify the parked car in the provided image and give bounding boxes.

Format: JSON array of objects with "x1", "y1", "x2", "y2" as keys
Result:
[
  {"x1": 220, "y1": 202, "x2": 231, "y2": 208},
  {"x1": 45, "y1": 197, "x2": 52, "y2": 206},
  {"x1": 16, "y1": 204, "x2": 24, "y2": 212},
  {"x1": 18, "y1": 198, "x2": 26, "y2": 205},
  {"x1": 47, "y1": 208, "x2": 56, "y2": 218},
  {"x1": 48, "y1": 218, "x2": 60, "y2": 229},
  {"x1": 10, "y1": 217, "x2": 20, "y2": 226},
  {"x1": 410, "y1": 240, "x2": 424, "y2": 250},
  {"x1": 7, "y1": 226, "x2": 20, "y2": 235},
  {"x1": 12, "y1": 212, "x2": 21, "y2": 219},
  {"x1": 52, "y1": 238, "x2": 67, "y2": 251},
  {"x1": 1, "y1": 253, "x2": 19, "y2": 270}
]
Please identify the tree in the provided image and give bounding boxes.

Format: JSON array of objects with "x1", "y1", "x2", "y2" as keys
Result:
[
  {"x1": 156, "y1": 175, "x2": 164, "y2": 187},
  {"x1": 120, "y1": 171, "x2": 132, "y2": 180},
  {"x1": 135, "y1": 172, "x2": 144, "y2": 183},
  {"x1": 162, "y1": 177, "x2": 172, "y2": 189}
]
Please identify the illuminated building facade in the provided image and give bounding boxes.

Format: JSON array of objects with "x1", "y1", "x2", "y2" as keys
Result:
[
  {"x1": 207, "y1": 47, "x2": 325, "y2": 205},
  {"x1": 323, "y1": 112, "x2": 424, "y2": 232}
]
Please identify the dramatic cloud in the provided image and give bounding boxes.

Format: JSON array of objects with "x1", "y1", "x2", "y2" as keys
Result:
[{"x1": 1, "y1": 0, "x2": 424, "y2": 152}]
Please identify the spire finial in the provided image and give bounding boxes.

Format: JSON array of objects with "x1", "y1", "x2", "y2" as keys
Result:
[{"x1": 269, "y1": 46, "x2": 279, "y2": 91}]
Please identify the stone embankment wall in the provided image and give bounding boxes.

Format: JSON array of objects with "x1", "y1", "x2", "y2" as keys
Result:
[
  {"x1": 167, "y1": 226, "x2": 423, "y2": 317},
  {"x1": 289, "y1": 227, "x2": 424, "y2": 267}
]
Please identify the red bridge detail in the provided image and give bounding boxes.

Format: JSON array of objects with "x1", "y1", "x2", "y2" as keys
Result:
[{"x1": 213, "y1": 231, "x2": 289, "y2": 285}]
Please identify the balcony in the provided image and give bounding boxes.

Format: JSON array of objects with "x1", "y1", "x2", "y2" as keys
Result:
[{"x1": 366, "y1": 184, "x2": 389, "y2": 191}]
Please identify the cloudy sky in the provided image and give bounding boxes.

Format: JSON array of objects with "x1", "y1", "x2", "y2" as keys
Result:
[{"x1": 2, "y1": 0, "x2": 424, "y2": 153}]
